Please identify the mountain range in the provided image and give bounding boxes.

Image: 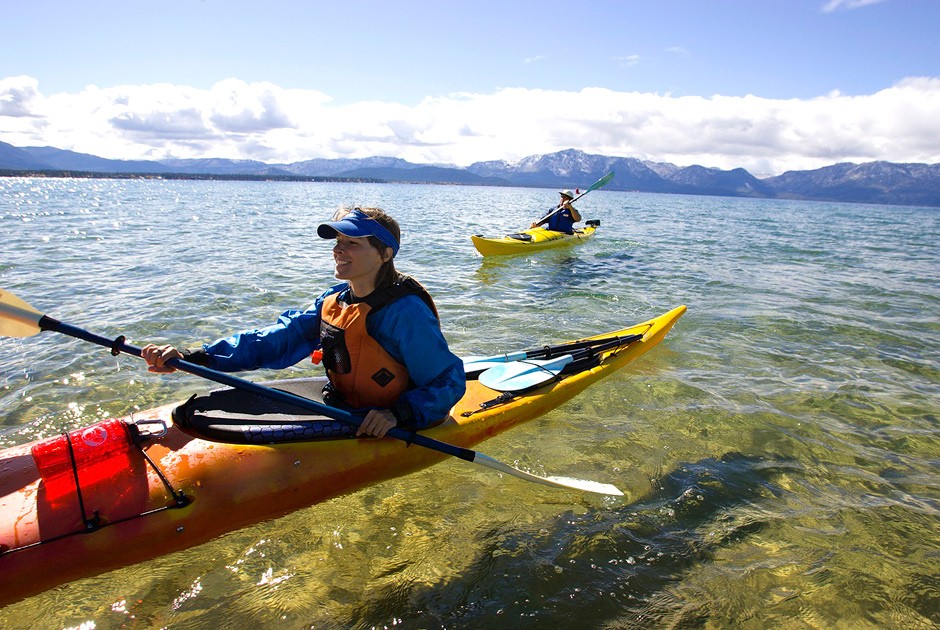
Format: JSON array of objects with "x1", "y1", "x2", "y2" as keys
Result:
[{"x1": 2, "y1": 141, "x2": 938, "y2": 207}]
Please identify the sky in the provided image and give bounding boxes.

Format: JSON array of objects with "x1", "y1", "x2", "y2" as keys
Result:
[{"x1": 1, "y1": 0, "x2": 938, "y2": 177}]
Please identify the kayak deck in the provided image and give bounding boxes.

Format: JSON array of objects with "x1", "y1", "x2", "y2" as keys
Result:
[{"x1": 0, "y1": 305, "x2": 685, "y2": 605}]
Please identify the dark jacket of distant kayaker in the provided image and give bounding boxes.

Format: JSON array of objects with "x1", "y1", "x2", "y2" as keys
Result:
[
  {"x1": 531, "y1": 189, "x2": 582, "y2": 234},
  {"x1": 141, "y1": 207, "x2": 465, "y2": 438}
]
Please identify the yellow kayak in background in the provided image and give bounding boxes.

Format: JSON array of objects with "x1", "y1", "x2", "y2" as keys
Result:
[{"x1": 471, "y1": 220, "x2": 600, "y2": 256}]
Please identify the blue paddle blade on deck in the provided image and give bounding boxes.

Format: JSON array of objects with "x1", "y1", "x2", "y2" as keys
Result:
[
  {"x1": 462, "y1": 333, "x2": 643, "y2": 375},
  {"x1": 462, "y1": 350, "x2": 529, "y2": 374},
  {"x1": 478, "y1": 355, "x2": 574, "y2": 392}
]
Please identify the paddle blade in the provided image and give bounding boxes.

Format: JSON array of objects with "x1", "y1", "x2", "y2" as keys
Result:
[
  {"x1": 585, "y1": 171, "x2": 614, "y2": 193},
  {"x1": 473, "y1": 453, "x2": 623, "y2": 496},
  {"x1": 478, "y1": 355, "x2": 574, "y2": 392},
  {"x1": 0, "y1": 289, "x2": 44, "y2": 338},
  {"x1": 462, "y1": 350, "x2": 528, "y2": 374}
]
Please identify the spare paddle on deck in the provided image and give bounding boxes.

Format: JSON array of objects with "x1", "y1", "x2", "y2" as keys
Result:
[
  {"x1": 0, "y1": 289, "x2": 623, "y2": 497},
  {"x1": 463, "y1": 332, "x2": 644, "y2": 375},
  {"x1": 473, "y1": 335, "x2": 649, "y2": 391},
  {"x1": 478, "y1": 355, "x2": 574, "y2": 392},
  {"x1": 463, "y1": 350, "x2": 530, "y2": 374}
]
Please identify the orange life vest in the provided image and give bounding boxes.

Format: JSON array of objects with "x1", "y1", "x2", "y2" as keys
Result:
[{"x1": 315, "y1": 277, "x2": 437, "y2": 409}]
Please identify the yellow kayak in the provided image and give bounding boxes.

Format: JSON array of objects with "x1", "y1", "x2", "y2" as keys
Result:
[
  {"x1": 0, "y1": 304, "x2": 685, "y2": 605},
  {"x1": 471, "y1": 220, "x2": 600, "y2": 256}
]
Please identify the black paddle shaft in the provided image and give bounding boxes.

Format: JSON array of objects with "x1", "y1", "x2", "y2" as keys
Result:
[
  {"x1": 527, "y1": 333, "x2": 643, "y2": 360},
  {"x1": 37, "y1": 316, "x2": 478, "y2": 463}
]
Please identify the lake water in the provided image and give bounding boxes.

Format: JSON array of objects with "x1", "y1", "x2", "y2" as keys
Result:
[{"x1": 1, "y1": 177, "x2": 938, "y2": 628}]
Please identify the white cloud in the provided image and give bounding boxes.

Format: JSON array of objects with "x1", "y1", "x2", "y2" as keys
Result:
[
  {"x1": 0, "y1": 76, "x2": 43, "y2": 117},
  {"x1": 822, "y1": 0, "x2": 888, "y2": 12},
  {"x1": 2, "y1": 75, "x2": 939, "y2": 176},
  {"x1": 208, "y1": 79, "x2": 298, "y2": 133},
  {"x1": 613, "y1": 55, "x2": 641, "y2": 68}
]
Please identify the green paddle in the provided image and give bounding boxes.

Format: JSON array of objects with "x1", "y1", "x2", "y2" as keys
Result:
[
  {"x1": 0, "y1": 289, "x2": 623, "y2": 497},
  {"x1": 532, "y1": 171, "x2": 615, "y2": 226}
]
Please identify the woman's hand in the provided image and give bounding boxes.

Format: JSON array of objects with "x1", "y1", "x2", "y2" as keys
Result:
[
  {"x1": 357, "y1": 408, "x2": 398, "y2": 438},
  {"x1": 141, "y1": 344, "x2": 183, "y2": 373}
]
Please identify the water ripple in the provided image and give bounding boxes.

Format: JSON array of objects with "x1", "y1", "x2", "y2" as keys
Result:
[{"x1": 1, "y1": 179, "x2": 938, "y2": 627}]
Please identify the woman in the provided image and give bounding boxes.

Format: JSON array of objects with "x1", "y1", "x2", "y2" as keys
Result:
[{"x1": 141, "y1": 207, "x2": 465, "y2": 438}]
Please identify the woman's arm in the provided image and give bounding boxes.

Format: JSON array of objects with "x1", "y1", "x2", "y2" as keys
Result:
[
  {"x1": 201, "y1": 286, "x2": 343, "y2": 371},
  {"x1": 372, "y1": 296, "x2": 466, "y2": 429}
]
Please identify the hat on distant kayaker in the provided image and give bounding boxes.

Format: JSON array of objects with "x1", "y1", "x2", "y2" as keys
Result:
[
  {"x1": 317, "y1": 208, "x2": 400, "y2": 257},
  {"x1": 559, "y1": 189, "x2": 575, "y2": 200}
]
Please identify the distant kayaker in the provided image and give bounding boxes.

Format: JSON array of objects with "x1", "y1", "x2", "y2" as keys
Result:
[
  {"x1": 530, "y1": 189, "x2": 582, "y2": 234},
  {"x1": 141, "y1": 207, "x2": 465, "y2": 439}
]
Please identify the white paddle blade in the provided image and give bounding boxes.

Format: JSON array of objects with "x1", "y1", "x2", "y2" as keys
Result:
[
  {"x1": 0, "y1": 290, "x2": 44, "y2": 338},
  {"x1": 478, "y1": 355, "x2": 574, "y2": 392},
  {"x1": 473, "y1": 453, "x2": 623, "y2": 496},
  {"x1": 462, "y1": 350, "x2": 528, "y2": 374}
]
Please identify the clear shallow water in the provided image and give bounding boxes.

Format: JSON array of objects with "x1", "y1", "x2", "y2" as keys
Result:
[{"x1": 1, "y1": 178, "x2": 938, "y2": 628}]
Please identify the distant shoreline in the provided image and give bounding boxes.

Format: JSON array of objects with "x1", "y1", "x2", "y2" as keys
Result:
[
  {"x1": 4, "y1": 145, "x2": 939, "y2": 207},
  {"x1": 3, "y1": 166, "x2": 938, "y2": 208},
  {"x1": 0, "y1": 169, "x2": 382, "y2": 183}
]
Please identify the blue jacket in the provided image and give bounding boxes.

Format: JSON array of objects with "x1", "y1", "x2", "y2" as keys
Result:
[{"x1": 199, "y1": 283, "x2": 466, "y2": 429}]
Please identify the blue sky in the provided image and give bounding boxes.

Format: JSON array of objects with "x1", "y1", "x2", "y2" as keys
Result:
[{"x1": 2, "y1": 0, "x2": 938, "y2": 176}]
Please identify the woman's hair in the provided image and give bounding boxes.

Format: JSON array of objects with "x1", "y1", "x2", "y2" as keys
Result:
[{"x1": 335, "y1": 206, "x2": 400, "y2": 289}]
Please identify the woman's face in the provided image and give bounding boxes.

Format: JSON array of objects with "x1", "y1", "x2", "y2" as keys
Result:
[{"x1": 332, "y1": 234, "x2": 390, "y2": 287}]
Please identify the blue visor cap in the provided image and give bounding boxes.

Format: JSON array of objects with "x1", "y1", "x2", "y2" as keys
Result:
[{"x1": 317, "y1": 209, "x2": 400, "y2": 256}]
